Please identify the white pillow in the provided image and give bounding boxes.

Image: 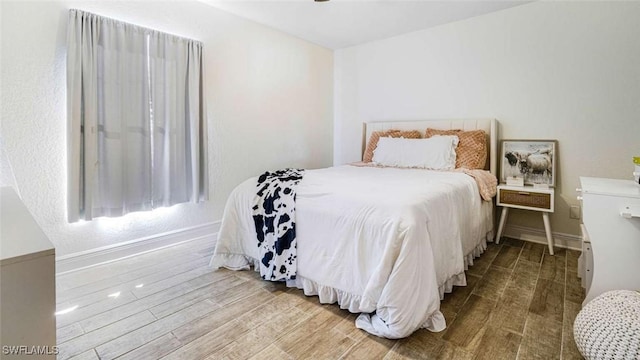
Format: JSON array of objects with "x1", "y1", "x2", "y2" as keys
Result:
[{"x1": 372, "y1": 135, "x2": 459, "y2": 170}]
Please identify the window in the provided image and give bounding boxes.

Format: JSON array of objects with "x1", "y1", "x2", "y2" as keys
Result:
[{"x1": 66, "y1": 9, "x2": 207, "y2": 222}]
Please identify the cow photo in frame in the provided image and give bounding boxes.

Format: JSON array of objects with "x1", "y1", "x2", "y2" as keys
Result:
[{"x1": 500, "y1": 140, "x2": 557, "y2": 187}]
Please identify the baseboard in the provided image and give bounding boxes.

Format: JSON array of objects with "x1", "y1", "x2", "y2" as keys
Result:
[
  {"x1": 56, "y1": 220, "x2": 578, "y2": 274},
  {"x1": 502, "y1": 224, "x2": 582, "y2": 251},
  {"x1": 56, "y1": 221, "x2": 220, "y2": 274}
]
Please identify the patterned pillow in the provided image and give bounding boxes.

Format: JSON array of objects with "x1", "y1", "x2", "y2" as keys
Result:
[
  {"x1": 363, "y1": 130, "x2": 422, "y2": 162},
  {"x1": 425, "y1": 128, "x2": 487, "y2": 169}
]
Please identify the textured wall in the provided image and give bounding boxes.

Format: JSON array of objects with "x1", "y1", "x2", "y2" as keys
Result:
[
  {"x1": 334, "y1": 1, "x2": 640, "y2": 237},
  {"x1": 0, "y1": 1, "x2": 333, "y2": 255}
]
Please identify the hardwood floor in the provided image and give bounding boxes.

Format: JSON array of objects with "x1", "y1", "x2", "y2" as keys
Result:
[{"x1": 55, "y1": 237, "x2": 585, "y2": 359}]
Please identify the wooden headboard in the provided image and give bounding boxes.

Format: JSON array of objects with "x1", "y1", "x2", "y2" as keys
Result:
[{"x1": 363, "y1": 119, "x2": 498, "y2": 177}]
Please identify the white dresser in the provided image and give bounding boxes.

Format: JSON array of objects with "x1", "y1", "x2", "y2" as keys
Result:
[
  {"x1": 578, "y1": 177, "x2": 640, "y2": 306},
  {"x1": 1, "y1": 187, "x2": 57, "y2": 359}
]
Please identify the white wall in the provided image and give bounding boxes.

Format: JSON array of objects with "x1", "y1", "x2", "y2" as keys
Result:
[
  {"x1": 335, "y1": 1, "x2": 640, "y2": 237},
  {"x1": 0, "y1": 1, "x2": 333, "y2": 256}
]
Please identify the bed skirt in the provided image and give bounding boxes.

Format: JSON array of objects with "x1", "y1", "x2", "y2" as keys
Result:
[{"x1": 209, "y1": 229, "x2": 494, "y2": 335}]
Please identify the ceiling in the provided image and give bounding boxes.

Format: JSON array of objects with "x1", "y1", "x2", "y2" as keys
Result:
[{"x1": 201, "y1": 0, "x2": 530, "y2": 49}]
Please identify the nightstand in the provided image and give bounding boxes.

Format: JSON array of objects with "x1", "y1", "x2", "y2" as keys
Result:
[{"x1": 495, "y1": 184, "x2": 555, "y2": 255}]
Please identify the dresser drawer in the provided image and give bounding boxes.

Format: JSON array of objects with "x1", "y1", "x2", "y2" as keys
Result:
[{"x1": 498, "y1": 188, "x2": 552, "y2": 211}]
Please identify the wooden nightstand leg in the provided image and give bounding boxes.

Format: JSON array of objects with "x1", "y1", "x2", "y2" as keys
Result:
[
  {"x1": 542, "y1": 212, "x2": 554, "y2": 255},
  {"x1": 495, "y1": 207, "x2": 509, "y2": 244}
]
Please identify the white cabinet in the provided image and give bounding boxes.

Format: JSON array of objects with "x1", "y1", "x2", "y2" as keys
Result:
[
  {"x1": 579, "y1": 177, "x2": 640, "y2": 306},
  {"x1": 0, "y1": 187, "x2": 57, "y2": 359}
]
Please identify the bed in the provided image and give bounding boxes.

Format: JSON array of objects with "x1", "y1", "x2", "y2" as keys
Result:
[{"x1": 210, "y1": 118, "x2": 498, "y2": 339}]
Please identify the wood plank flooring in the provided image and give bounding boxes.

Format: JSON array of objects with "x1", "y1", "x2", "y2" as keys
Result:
[{"x1": 55, "y1": 237, "x2": 585, "y2": 359}]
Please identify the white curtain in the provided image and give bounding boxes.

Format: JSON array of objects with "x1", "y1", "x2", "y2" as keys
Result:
[{"x1": 67, "y1": 10, "x2": 207, "y2": 222}]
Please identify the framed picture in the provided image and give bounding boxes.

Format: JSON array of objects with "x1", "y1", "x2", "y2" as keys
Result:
[{"x1": 500, "y1": 139, "x2": 557, "y2": 187}]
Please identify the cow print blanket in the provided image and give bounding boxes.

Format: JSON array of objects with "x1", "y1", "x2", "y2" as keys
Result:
[{"x1": 252, "y1": 168, "x2": 305, "y2": 281}]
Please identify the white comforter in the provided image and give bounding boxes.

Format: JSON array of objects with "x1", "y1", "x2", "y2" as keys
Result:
[{"x1": 210, "y1": 165, "x2": 493, "y2": 338}]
